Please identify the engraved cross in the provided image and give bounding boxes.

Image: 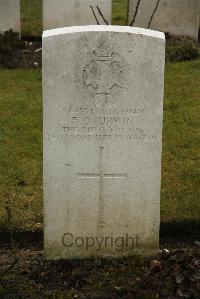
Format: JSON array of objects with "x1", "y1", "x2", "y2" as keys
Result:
[{"x1": 77, "y1": 147, "x2": 127, "y2": 225}]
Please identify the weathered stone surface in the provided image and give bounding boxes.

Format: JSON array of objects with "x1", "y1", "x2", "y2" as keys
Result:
[
  {"x1": 129, "y1": 0, "x2": 200, "y2": 41},
  {"x1": 0, "y1": 0, "x2": 20, "y2": 34},
  {"x1": 43, "y1": 0, "x2": 112, "y2": 30},
  {"x1": 43, "y1": 25, "x2": 165, "y2": 259}
]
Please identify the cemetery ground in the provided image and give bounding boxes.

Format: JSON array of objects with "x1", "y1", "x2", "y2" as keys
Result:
[
  {"x1": 0, "y1": 60, "x2": 200, "y2": 231},
  {"x1": 0, "y1": 59, "x2": 200, "y2": 298},
  {"x1": 0, "y1": 1, "x2": 200, "y2": 298}
]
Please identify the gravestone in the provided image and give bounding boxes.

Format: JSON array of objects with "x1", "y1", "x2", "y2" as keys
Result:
[
  {"x1": 43, "y1": 25, "x2": 165, "y2": 259},
  {"x1": 0, "y1": 0, "x2": 20, "y2": 34},
  {"x1": 129, "y1": 0, "x2": 200, "y2": 41},
  {"x1": 43, "y1": 0, "x2": 112, "y2": 30}
]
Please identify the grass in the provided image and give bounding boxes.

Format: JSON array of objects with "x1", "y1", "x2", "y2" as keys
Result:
[
  {"x1": 20, "y1": 0, "x2": 128, "y2": 38},
  {"x1": 112, "y1": 0, "x2": 128, "y2": 25},
  {"x1": 1, "y1": 0, "x2": 200, "y2": 231},
  {"x1": 0, "y1": 60, "x2": 199, "y2": 231},
  {"x1": 20, "y1": 0, "x2": 42, "y2": 37},
  {"x1": 161, "y1": 60, "x2": 200, "y2": 222},
  {"x1": 0, "y1": 70, "x2": 42, "y2": 231}
]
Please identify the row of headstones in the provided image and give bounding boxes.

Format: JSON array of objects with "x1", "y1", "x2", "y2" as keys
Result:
[
  {"x1": 0, "y1": 0, "x2": 199, "y2": 41},
  {"x1": 1, "y1": 1, "x2": 198, "y2": 259}
]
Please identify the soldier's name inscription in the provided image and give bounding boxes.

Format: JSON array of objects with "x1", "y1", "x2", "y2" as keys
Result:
[{"x1": 47, "y1": 104, "x2": 157, "y2": 142}]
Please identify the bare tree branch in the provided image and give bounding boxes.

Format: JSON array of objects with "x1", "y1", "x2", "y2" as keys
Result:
[
  {"x1": 90, "y1": 5, "x2": 100, "y2": 25},
  {"x1": 147, "y1": 0, "x2": 161, "y2": 29},
  {"x1": 96, "y1": 5, "x2": 109, "y2": 25},
  {"x1": 129, "y1": 0, "x2": 141, "y2": 26}
]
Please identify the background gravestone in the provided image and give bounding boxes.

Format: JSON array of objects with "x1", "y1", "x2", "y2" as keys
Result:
[
  {"x1": 43, "y1": 0, "x2": 112, "y2": 30},
  {"x1": 43, "y1": 25, "x2": 165, "y2": 259},
  {"x1": 129, "y1": 0, "x2": 200, "y2": 41},
  {"x1": 0, "y1": 0, "x2": 20, "y2": 34}
]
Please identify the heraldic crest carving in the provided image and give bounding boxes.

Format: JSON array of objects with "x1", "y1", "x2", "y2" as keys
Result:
[{"x1": 75, "y1": 37, "x2": 130, "y2": 105}]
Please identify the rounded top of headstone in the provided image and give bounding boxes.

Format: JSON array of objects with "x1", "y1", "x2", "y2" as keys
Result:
[{"x1": 42, "y1": 25, "x2": 165, "y2": 40}]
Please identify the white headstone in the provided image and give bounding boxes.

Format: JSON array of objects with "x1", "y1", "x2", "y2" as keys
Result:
[
  {"x1": 0, "y1": 0, "x2": 20, "y2": 34},
  {"x1": 129, "y1": 0, "x2": 200, "y2": 41},
  {"x1": 43, "y1": 25, "x2": 165, "y2": 259},
  {"x1": 43, "y1": 0, "x2": 112, "y2": 30}
]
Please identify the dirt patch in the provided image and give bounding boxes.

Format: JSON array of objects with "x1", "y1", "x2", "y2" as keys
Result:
[
  {"x1": 20, "y1": 41, "x2": 42, "y2": 68},
  {"x1": 0, "y1": 242, "x2": 200, "y2": 298},
  {"x1": 0, "y1": 30, "x2": 41, "y2": 69},
  {"x1": 165, "y1": 34, "x2": 199, "y2": 62}
]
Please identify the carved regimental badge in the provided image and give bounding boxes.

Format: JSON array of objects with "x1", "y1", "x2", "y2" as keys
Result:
[{"x1": 76, "y1": 39, "x2": 130, "y2": 105}]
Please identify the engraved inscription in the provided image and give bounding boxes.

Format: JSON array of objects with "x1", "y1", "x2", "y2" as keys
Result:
[
  {"x1": 46, "y1": 104, "x2": 158, "y2": 143},
  {"x1": 77, "y1": 146, "x2": 127, "y2": 226},
  {"x1": 76, "y1": 38, "x2": 130, "y2": 105}
]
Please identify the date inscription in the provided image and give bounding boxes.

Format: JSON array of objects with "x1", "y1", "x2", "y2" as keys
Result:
[{"x1": 47, "y1": 105, "x2": 157, "y2": 142}]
